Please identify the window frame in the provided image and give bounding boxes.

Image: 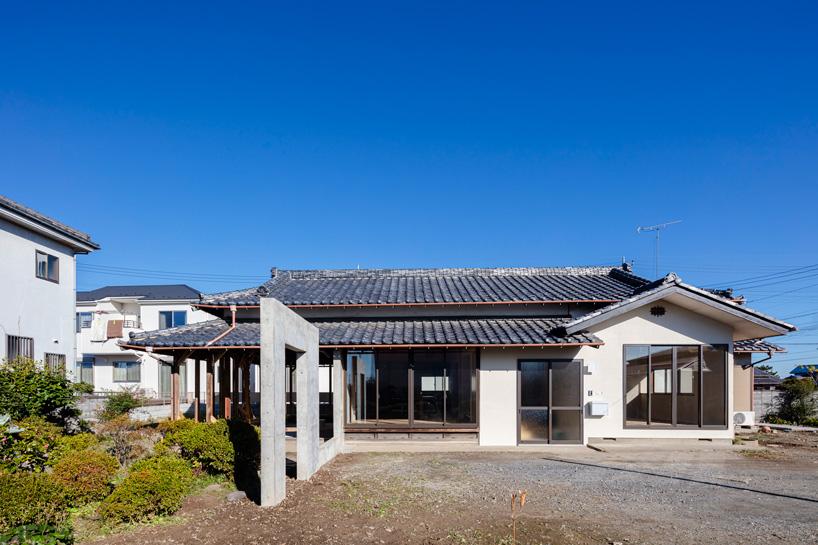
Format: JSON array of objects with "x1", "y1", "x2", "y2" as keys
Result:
[
  {"x1": 622, "y1": 344, "x2": 728, "y2": 430},
  {"x1": 158, "y1": 310, "x2": 187, "y2": 330},
  {"x1": 44, "y1": 353, "x2": 66, "y2": 372},
  {"x1": 113, "y1": 360, "x2": 141, "y2": 383},
  {"x1": 35, "y1": 250, "x2": 59, "y2": 283},
  {"x1": 6, "y1": 335, "x2": 34, "y2": 361},
  {"x1": 343, "y1": 348, "x2": 480, "y2": 430}
]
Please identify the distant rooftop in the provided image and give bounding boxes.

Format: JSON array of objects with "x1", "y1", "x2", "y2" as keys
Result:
[
  {"x1": 0, "y1": 194, "x2": 99, "y2": 251},
  {"x1": 78, "y1": 285, "x2": 201, "y2": 302}
]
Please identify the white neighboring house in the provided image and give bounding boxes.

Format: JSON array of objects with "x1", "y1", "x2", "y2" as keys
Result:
[
  {"x1": 76, "y1": 285, "x2": 215, "y2": 398},
  {"x1": 0, "y1": 195, "x2": 99, "y2": 370}
]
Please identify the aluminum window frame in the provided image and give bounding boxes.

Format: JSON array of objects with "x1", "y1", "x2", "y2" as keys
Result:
[
  {"x1": 622, "y1": 344, "x2": 728, "y2": 430},
  {"x1": 35, "y1": 250, "x2": 59, "y2": 283}
]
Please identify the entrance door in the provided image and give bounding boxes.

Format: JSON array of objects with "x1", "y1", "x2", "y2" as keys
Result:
[{"x1": 518, "y1": 360, "x2": 583, "y2": 444}]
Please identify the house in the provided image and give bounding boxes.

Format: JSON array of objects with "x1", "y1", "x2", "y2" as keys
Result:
[
  {"x1": 76, "y1": 285, "x2": 215, "y2": 397},
  {"x1": 753, "y1": 367, "x2": 783, "y2": 390},
  {"x1": 0, "y1": 195, "x2": 98, "y2": 370},
  {"x1": 120, "y1": 265, "x2": 795, "y2": 447}
]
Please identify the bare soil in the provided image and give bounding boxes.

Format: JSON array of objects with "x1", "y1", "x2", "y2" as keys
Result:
[{"x1": 83, "y1": 433, "x2": 818, "y2": 545}]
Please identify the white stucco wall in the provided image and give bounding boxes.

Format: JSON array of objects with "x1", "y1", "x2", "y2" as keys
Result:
[
  {"x1": 0, "y1": 217, "x2": 77, "y2": 367},
  {"x1": 478, "y1": 299, "x2": 735, "y2": 446},
  {"x1": 76, "y1": 298, "x2": 214, "y2": 395}
]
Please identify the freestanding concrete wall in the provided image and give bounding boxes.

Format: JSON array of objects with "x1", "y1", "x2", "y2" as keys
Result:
[{"x1": 260, "y1": 297, "x2": 341, "y2": 507}]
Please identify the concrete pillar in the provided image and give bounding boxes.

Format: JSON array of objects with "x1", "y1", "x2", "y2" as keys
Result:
[
  {"x1": 296, "y1": 346, "x2": 319, "y2": 480},
  {"x1": 332, "y1": 349, "x2": 344, "y2": 441}
]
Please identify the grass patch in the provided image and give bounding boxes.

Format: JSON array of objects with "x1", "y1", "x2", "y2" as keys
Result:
[
  {"x1": 739, "y1": 449, "x2": 782, "y2": 459},
  {"x1": 323, "y1": 476, "x2": 442, "y2": 518}
]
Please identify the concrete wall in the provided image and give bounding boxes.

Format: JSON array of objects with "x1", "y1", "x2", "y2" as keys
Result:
[
  {"x1": 0, "y1": 216, "x2": 77, "y2": 367},
  {"x1": 477, "y1": 299, "x2": 735, "y2": 446}
]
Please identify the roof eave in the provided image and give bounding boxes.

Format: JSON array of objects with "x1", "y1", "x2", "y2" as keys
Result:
[{"x1": 0, "y1": 206, "x2": 99, "y2": 252}]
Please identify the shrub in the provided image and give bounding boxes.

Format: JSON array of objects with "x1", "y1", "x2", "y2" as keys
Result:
[
  {"x1": 0, "y1": 417, "x2": 61, "y2": 473},
  {"x1": 71, "y1": 382, "x2": 94, "y2": 395},
  {"x1": 0, "y1": 523, "x2": 73, "y2": 544},
  {"x1": 51, "y1": 451, "x2": 119, "y2": 505},
  {"x1": 97, "y1": 386, "x2": 145, "y2": 421},
  {"x1": 156, "y1": 418, "x2": 197, "y2": 436},
  {"x1": 778, "y1": 378, "x2": 818, "y2": 425},
  {"x1": 803, "y1": 417, "x2": 818, "y2": 428},
  {"x1": 50, "y1": 433, "x2": 98, "y2": 465},
  {"x1": 0, "y1": 472, "x2": 69, "y2": 531},
  {"x1": 97, "y1": 456, "x2": 193, "y2": 523},
  {"x1": 159, "y1": 419, "x2": 260, "y2": 478},
  {"x1": 763, "y1": 415, "x2": 790, "y2": 425},
  {"x1": 95, "y1": 415, "x2": 145, "y2": 468},
  {"x1": 0, "y1": 358, "x2": 76, "y2": 422}
]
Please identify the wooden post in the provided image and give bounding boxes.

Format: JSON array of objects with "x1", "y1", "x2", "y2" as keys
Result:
[
  {"x1": 232, "y1": 353, "x2": 240, "y2": 419},
  {"x1": 206, "y1": 354, "x2": 215, "y2": 422},
  {"x1": 194, "y1": 358, "x2": 201, "y2": 423},
  {"x1": 243, "y1": 357, "x2": 253, "y2": 421},
  {"x1": 171, "y1": 356, "x2": 181, "y2": 421},
  {"x1": 218, "y1": 356, "x2": 227, "y2": 419}
]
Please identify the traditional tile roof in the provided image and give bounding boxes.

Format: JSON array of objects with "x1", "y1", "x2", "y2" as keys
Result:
[
  {"x1": 121, "y1": 316, "x2": 602, "y2": 349},
  {"x1": 78, "y1": 285, "x2": 201, "y2": 302},
  {"x1": 197, "y1": 266, "x2": 651, "y2": 307},
  {"x1": 734, "y1": 339, "x2": 787, "y2": 353},
  {"x1": 0, "y1": 194, "x2": 99, "y2": 250}
]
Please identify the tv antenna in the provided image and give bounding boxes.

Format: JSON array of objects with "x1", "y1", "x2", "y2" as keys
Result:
[{"x1": 637, "y1": 220, "x2": 682, "y2": 279}]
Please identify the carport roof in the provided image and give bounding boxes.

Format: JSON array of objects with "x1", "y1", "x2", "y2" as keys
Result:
[{"x1": 120, "y1": 316, "x2": 602, "y2": 349}]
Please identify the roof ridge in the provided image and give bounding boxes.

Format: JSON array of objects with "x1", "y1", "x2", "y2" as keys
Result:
[{"x1": 279, "y1": 266, "x2": 621, "y2": 279}]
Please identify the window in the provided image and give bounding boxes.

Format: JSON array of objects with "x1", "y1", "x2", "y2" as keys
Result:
[
  {"x1": 76, "y1": 355, "x2": 94, "y2": 386},
  {"x1": 75, "y1": 312, "x2": 92, "y2": 333},
  {"x1": 45, "y1": 353, "x2": 66, "y2": 372},
  {"x1": 35, "y1": 251, "x2": 59, "y2": 283},
  {"x1": 6, "y1": 335, "x2": 34, "y2": 361},
  {"x1": 624, "y1": 345, "x2": 727, "y2": 428},
  {"x1": 346, "y1": 349, "x2": 478, "y2": 427},
  {"x1": 113, "y1": 361, "x2": 141, "y2": 382},
  {"x1": 159, "y1": 311, "x2": 186, "y2": 330}
]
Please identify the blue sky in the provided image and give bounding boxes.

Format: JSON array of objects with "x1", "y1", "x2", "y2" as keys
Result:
[{"x1": 1, "y1": 2, "x2": 816, "y2": 374}]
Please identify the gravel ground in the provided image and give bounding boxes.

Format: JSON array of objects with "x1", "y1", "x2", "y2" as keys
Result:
[{"x1": 85, "y1": 432, "x2": 818, "y2": 545}]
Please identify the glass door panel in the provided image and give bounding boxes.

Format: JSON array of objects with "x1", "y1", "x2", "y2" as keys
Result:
[
  {"x1": 520, "y1": 409, "x2": 549, "y2": 441},
  {"x1": 519, "y1": 360, "x2": 583, "y2": 444},
  {"x1": 377, "y1": 351, "x2": 409, "y2": 425},
  {"x1": 413, "y1": 351, "x2": 445, "y2": 425}
]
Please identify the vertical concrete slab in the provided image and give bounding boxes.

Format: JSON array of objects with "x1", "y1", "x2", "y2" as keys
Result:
[
  {"x1": 260, "y1": 299, "x2": 287, "y2": 507},
  {"x1": 332, "y1": 349, "x2": 344, "y2": 441},
  {"x1": 296, "y1": 328, "x2": 320, "y2": 480}
]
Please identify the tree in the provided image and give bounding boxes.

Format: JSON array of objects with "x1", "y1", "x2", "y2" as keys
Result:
[
  {"x1": 0, "y1": 357, "x2": 77, "y2": 422},
  {"x1": 777, "y1": 378, "x2": 818, "y2": 425},
  {"x1": 756, "y1": 364, "x2": 778, "y2": 377}
]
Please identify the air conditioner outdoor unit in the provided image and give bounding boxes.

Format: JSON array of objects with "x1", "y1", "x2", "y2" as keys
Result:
[{"x1": 733, "y1": 411, "x2": 755, "y2": 427}]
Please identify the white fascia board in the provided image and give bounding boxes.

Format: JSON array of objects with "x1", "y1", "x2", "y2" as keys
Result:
[{"x1": 0, "y1": 207, "x2": 97, "y2": 253}]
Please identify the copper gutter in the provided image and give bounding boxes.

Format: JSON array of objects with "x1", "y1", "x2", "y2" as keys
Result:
[
  {"x1": 193, "y1": 299, "x2": 619, "y2": 310},
  {"x1": 205, "y1": 304, "x2": 237, "y2": 347}
]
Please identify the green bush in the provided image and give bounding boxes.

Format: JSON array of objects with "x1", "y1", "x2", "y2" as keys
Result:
[
  {"x1": 159, "y1": 419, "x2": 260, "y2": 478},
  {"x1": 50, "y1": 433, "x2": 98, "y2": 465},
  {"x1": 0, "y1": 417, "x2": 61, "y2": 473},
  {"x1": 156, "y1": 418, "x2": 197, "y2": 436},
  {"x1": 97, "y1": 387, "x2": 145, "y2": 421},
  {"x1": 778, "y1": 378, "x2": 818, "y2": 425},
  {"x1": 51, "y1": 451, "x2": 119, "y2": 505},
  {"x1": 803, "y1": 417, "x2": 818, "y2": 428},
  {"x1": 0, "y1": 523, "x2": 73, "y2": 545},
  {"x1": 0, "y1": 358, "x2": 76, "y2": 422},
  {"x1": 0, "y1": 472, "x2": 69, "y2": 532},
  {"x1": 763, "y1": 415, "x2": 790, "y2": 425},
  {"x1": 97, "y1": 456, "x2": 193, "y2": 523},
  {"x1": 71, "y1": 382, "x2": 94, "y2": 395}
]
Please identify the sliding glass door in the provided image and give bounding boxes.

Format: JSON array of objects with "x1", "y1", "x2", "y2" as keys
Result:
[{"x1": 518, "y1": 360, "x2": 583, "y2": 444}]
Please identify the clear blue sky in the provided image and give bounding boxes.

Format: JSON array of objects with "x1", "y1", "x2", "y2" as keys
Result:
[{"x1": 1, "y1": 2, "x2": 816, "y2": 375}]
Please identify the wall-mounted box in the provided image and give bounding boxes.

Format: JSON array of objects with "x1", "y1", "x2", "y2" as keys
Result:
[{"x1": 588, "y1": 401, "x2": 609, "y2": 416}]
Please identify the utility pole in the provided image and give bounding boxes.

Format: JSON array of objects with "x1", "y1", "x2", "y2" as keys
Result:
[{"x1": 637, "y1": 220, "x2": 682, "y2": 279}]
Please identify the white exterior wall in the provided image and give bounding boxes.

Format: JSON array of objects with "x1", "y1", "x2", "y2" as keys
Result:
[
  {"x1": 0, "y1": 216, "x2": 77, "y2": 367},
  {"x1": 478, "y1": 300, "x2": 734, "y2": 446},
  {"x1": 76, "y1": 298, "x2": 214, "y2": 396}
]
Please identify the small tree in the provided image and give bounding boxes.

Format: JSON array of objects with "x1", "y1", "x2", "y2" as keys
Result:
[
  {"x1": 0, "y1": 357, "x2": 76, "y2": 421},
  {"x1": 756, "y1": 364, "x2": 778, "y2": 377},
  {"x1": 777, "y1": 378, "x2": 818, "y2": 425},
  {"x1": 97, "y1": 386, "x2": 145, "y2": 421}
]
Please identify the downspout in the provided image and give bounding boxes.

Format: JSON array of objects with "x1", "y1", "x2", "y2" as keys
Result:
[
  {"x1": 206, "y1": 304, "x2": 237, "y2": 347},
  {"x1": 740, "y1": 350, "x2": 775, "y2": 370}
]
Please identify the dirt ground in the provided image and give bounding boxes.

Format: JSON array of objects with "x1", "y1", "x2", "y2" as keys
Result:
[{"x1": 84, "y1": 432, "x2": 818, "y2": 545}]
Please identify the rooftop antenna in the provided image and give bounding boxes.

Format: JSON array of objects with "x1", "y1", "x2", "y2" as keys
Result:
[{"x1": 637, "y1": 220, "x2": 682, "y2": 279}]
